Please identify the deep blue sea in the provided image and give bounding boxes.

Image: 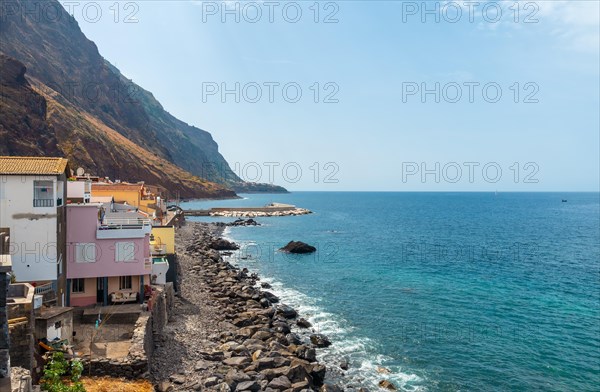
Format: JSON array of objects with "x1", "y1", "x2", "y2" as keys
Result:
[{"x1": 182, "y1": 192, "x2": 600, "y2": 392}]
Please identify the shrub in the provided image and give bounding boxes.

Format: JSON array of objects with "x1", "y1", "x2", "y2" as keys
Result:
[{"x1": 41, "y1": 351, "x2": 86, "y2": 392}]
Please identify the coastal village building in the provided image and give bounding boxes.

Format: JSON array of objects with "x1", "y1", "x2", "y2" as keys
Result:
[
  {"x1": 149, "y1": 226, "x2": 174, "y2": 285},
  {"x1": 91, "y1": 182, "x2": 144, "y2": 209},
  {"x1": 0, "y1": 241, "x2": 12, "y2": 391},
  {"x1": 66, "y1": 203, "x2": 152, "y2": 306},
  {"x1": 66, "y1": 179, "x2": 92, "y2": 204},
  {"x1": 0, "y1": 157, "x2": 69, "y2": 306},
  {"x1": 0, "y1": 157, "x2": 176, "y2": 390},
  {"x1": 91, "y1": 182, "x2": 168, "y2": 224}
]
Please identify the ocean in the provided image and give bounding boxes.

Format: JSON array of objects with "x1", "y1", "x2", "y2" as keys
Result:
[{"x1": 182, "y1": 192, "x2": 600, "y2": 392}]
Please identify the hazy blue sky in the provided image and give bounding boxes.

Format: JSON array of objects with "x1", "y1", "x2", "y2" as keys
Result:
[{"x1": 65, "y1": 1, "x2": 599, "y2": 191}]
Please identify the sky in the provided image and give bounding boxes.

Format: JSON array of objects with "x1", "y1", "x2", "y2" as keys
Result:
[{"x1": 63, "y1": 0, "x2": 599, "y2": 191}]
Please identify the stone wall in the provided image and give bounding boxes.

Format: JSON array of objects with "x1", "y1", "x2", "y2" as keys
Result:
[
  {"x1": 79, "y1": 284, "x2": 174, "y2": 380},
  {"x1": 7, "y1": 285, "x2": 34, "y2": 372},
  {"x1": 0, "y1": 272, "x2": 10, "y2": 383},
  {"x1": 81, "y1": 315, "x2": 150, "y2": 379}
]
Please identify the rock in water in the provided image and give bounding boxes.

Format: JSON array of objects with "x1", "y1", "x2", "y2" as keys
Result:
[
  {"x1": 378, "y1": 380, "x2": 397, "y2": 390},
  {"x1": 339, "y1": 358, "x2": 349, "y2": 370},
  {"x1": 280, "y1": 241, "x2": 317, "y2": 254},
  {"x1": 310, "y1": 334, "x2": 332, "y2": 348},
  {"x1": 209, "y1": 238, "x2": 240, "y2": 250},
  {"x1": 297, "y1": 318, "x2": 312, "y2": 328},
  {"x1": 377, "y1": 366, "x2": 391, "y2": 374},
  {"x1": 277, "y1": 304, "x2": 298, "y2": 319}
]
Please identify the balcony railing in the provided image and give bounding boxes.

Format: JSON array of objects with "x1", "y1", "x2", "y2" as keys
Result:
[
  {"x1": 33, "y1": 199, "x2": 54, "y2": 207},
  {"x1": 97, "y1": 217, "x2": 152, "y2": 239},
  {"x1": 102, "y1": 217, "x2": 152, "y2": 228},
  {"x1": 34, "y1": 282, "x2": 54, "y2": 296}
]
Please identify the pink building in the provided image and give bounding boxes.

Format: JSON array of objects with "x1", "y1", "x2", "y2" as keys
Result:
[{"x1": 66, "y1": 204, "x2": 151, "y2": 307}]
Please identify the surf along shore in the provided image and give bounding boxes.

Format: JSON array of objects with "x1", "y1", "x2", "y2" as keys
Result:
[{"x1": 151, "y1": 221, "x2": 369, "y2": 391}]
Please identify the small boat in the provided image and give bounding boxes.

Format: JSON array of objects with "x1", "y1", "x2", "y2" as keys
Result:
[{"x1": 562, "y1": 199, "x2": 567, "y2": 202}]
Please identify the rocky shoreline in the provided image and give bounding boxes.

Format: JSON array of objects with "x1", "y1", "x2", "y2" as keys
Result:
[{"x1": 151, "y1": 222, "x2": 366, "y2": 392}]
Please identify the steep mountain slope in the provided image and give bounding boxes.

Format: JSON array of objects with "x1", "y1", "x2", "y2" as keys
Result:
[
  {"x1": 0, "y1": 54, "x2": 236, "y2": 198},
  {"x1": 0, "y1": 0, "x2": 287, "y2": 193},
  {"x1": 0, "y1": 55, "x2": 61, "y2": 156}
]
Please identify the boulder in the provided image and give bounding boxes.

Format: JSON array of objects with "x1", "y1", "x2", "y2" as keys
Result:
[
  {"x1": 273, "y1": 321, "x2": 291, "y2": 334},
  {"x1": 296, "y1": 318, "x2": 312, "y2": 328},
  {"x1": 280, "y1": 241, "x2": 317, "y2": 254},
  {"x1": 223, "y1": 356, "x2": 251, "y2": 368},
  {"x1": 339, "y1": 358, "x2": 349, "y2": 370},
  {"x1": 291, "y1": 380, "x2": 311, "y2": 391},
  {"x1": 310, "y1": 334, "x2": 332, "y2": 348},
  {"x1": 236, "y1": 380, "x2": 260, "y2": 391},
  {"x1": 284, "y1": 364, "x2": 310, "y2": 384},
  {"x1": 286, "y1": 333, "x2": 302, "y2": 346},
  {"x1": 252, "y1": 330, "x2": 272, "y2": 341},
  {"x1": 262, "y1": 291, "x2": 280, "y2": 303},
  {"x1": 378, "y1": 380, "x2": 397, "y2": 390},
  {"x1": 259, "y1": 298, "x2": 271, "y2": 308},
  {"x1": 194, "y1": 360, "x2": 210, "y2": 371},
  {"x1": 310, "y1": 364, "x2": 326, "y2": 386},
  {"x1": 277, "y1": 305, "x2": 298, "y2": 319},
  {"x1": 268, "y1": 375, "x2": 292, "y2": 390},
  {"x1": 255, "y1": 357, "x2": 276, "y2": 370},
  {"x1": 203, "y1": 377, "x2": 220, "y2": 388},
  {"x1": 210, "y1": 238, "x2": 240, "y2": 251}
]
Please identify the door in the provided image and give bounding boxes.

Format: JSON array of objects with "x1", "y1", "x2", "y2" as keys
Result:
[{"x1": 96, "y1": 277, "x2": 105, "y2": 303}]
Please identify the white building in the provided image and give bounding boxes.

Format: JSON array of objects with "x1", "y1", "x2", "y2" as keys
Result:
[
  {"x1": 0, "y1": 157, "x2": 69, "y2": 305},
  {"x1": 66, "y1": 180, "x2": 91, "y2": 203}
]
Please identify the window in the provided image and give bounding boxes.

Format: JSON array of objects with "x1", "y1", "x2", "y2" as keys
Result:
[
  {"x1": 72, "y1": 278, "x2": 85, "y2": 293},
  {"x1": 33, "y1": 180, "x2": 54, "y2": 207},
  {"x1": 75, "y1": 243, "x2": 96, "y2": 263},
  {"x1": 115, "y1": 242, "x2": 136, "y2": 262},
  {"x1": 119, "y1": 276, "x2": 132, "y2": 290}
]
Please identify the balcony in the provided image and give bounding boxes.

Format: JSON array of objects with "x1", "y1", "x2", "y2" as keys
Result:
[
  {"x1": 33, "y1": 199, "x2": 54, "y2": 207},
  {"x1": 96, "y1": 217, "x2": 152, "y2": 239}
]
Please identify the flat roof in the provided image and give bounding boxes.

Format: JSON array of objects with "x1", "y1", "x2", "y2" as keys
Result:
[{"x1": 35, "y1": 306, "x2": 74, "y2": 320}]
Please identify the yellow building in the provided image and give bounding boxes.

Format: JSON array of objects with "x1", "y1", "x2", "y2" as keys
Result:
[
  {"x1": 150, "y1": 226, "x2": 175, "y2": 255},
  {"x1": 91, "y1": 183, "x2": 143, "y2": 208},
  {"x1": 91, "y1": 182, "x2": 166, "y2": 221}
]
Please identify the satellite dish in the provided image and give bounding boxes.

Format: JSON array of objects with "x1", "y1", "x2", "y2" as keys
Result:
[{"x1": 76, "y1": 167, "x2": 85, "y2": 176}]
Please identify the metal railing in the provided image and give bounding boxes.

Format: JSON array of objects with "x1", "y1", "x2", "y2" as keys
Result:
[
  {"x1": 33, "y1": 199, "x2": 54, "y2": 207},
  {"x1": 101, "y1": 217, "x2": 152, "y2": 229},
  {"x1": 34, "y1": 282, "x2": 53, "y2": 296}
]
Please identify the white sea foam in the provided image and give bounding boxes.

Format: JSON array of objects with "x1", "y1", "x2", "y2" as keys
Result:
[{"x1": 222, "y1": 247, "x2": 427, "y2": 391}]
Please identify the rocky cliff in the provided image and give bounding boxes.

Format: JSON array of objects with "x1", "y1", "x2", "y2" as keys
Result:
[
  {"x1": 0, "y1": 0, "x2": 286, "y2": 196},
  {"x1": 0, "y1": 55, "x2": 236, "y2": 198}
]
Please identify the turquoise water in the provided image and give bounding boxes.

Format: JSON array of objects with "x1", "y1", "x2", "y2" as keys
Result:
[{"x1": 183, "y1": 192, "x2": 600, "y2": 391}]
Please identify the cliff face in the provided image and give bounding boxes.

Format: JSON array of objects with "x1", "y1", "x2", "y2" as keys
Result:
[
  {"x1": 0, "y1": 54, "x2": 236, "y2": 198},
  {"x1": 0, "y1": 55, "x2": 60, "y2": 156},
  {"x1": 0, "y1": 0, "x2": 286, "y2": 195}
]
